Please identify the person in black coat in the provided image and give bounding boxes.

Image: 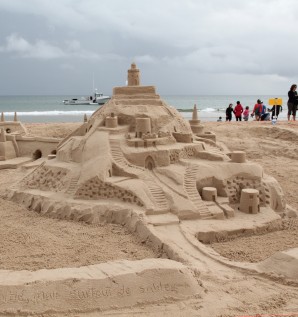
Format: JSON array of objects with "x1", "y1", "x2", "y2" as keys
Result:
[
  {"x1": 287, "y1": 84, "x2": 298, "y2": 121},
  {"x1": 226, "y1": 104, "x2": 234, "y2": 121}
]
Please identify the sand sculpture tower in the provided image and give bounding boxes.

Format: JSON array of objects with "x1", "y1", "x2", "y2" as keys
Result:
[
  {"x1": 189, "y1": 104, "x2": 203, "y2": 133},
  {"x1": 105, "y1": 112, "x2": 118, "y2": 128},
  {"x1": 127, "y1": 62, "x2": 140, "y2": 86},
  {"x1": 1, "y1": 112, "x2": 4, "y2": 122},
  {"x1": 135, "y1": 118, "x2": 151, "y2": 138},
  {"x1": 240, "y1": 189, "x2": 260, "y2": 214},
  {"x1": 202, "y1": 187, "x2": 217, "y2": 202}
]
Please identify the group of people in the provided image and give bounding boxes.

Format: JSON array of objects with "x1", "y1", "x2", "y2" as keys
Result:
[{"x1": 224, "y1": 84, "x2": 298, "y2": 122}]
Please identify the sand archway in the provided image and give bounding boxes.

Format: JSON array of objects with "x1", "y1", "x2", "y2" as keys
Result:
[
  {"x1": 145, "y1": 156, "x2": 155, "y2": 170},
  {"x1": 32, "y1": 149, "x2": 42, "y2": 160}
]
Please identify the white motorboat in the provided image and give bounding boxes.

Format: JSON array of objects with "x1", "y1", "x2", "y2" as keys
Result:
[
  {"x1": 94, "y1": 92, "x2": 111, "y2": 105},
  {"x1": 63, "y1": 92, "x2": 110, "y2": 105}
]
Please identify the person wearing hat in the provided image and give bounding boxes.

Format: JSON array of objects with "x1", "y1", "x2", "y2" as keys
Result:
[{"x1": 251, "y1": 99, "x2": 263, "y2": 121}]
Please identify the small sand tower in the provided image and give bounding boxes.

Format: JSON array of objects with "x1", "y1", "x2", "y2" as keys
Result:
[
  {"x1": 127, "y1": 63, "x2": 140, "y2": 86},
  {"x1": 240, "y1": 188, "x2": 260, "y2": 214},
  {"x1": 231, "y1": 151, "x2": 246, "y2": 163},
  {"x1": 1, "y1": 112, "x2": 4, "y2": 122},
  {"x1": 202, "y1": 187, "x2": 217, "y2": 202},
  {"x1": 135, "y1": 118, "x2": 151, "y2": 138},
  {"x1": 189, "y1": 104, "x2": 203, "y2": 133},
  {"x1": 14, "y1": 112, "x2": 18, "y2": 122},
  {"x1": 105, "y1": 113, "x2": 118, "y2": 128}
]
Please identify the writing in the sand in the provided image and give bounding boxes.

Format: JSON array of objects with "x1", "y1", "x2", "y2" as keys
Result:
[
  {"x1": 0, "y1": 290, "x2": 59, "y2": 304},
  {"x1": 0, "y1": 282, "x2": 190, "y2": 305},
  {"x1": 69, "y1": 282, "x2": 190, "y2": 300}
]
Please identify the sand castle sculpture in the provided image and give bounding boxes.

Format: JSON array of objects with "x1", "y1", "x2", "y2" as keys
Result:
[
  {"x1": 0, "y1": 64, "x2": 291, "y2": 315},
  {"x1": 5, "y1": 63, "x2": 285, "y2": 220},
  {"x1": 0, "y1": 112, "x2": 59, "y2": 164}
]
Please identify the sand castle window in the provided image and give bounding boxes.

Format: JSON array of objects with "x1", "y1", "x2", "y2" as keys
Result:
[
  {"x1": 6, "y1": 128, "x2": 11, "y2": 134},
  {"x1": 51, "y1": 150, "x2": 57, "y2": 155},
  {"x1": 33, "y1": 149, "x2": 42, "y2": 160}
]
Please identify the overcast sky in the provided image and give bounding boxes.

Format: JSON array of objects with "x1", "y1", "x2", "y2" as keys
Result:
[{"x1": 0, "y1": 0, "x2": 297, "y2": 95}]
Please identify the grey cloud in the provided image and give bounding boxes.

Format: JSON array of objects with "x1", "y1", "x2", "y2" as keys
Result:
[{"x1": 0, "y1": 0, "x2": 297, "y2": 94}]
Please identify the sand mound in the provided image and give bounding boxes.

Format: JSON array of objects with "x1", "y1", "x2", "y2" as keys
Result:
[
  {"x1": 211, "y1": 219, "x2": 298, "y2": 262},
  {"x1": 250, "y1": 125, "x2": 298, "y2": 142},
  {"x1": 0, "y1": 198, "x2": 157, "y2": 271},
  {"x1": 26, "y1": 122, "x2": 80, "y2": 138},
  {"x1": 258, "y1": 248, "x2": 298, "y2": 280}
]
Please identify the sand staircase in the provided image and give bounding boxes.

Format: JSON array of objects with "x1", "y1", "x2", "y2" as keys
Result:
[
  {"x1": 65, "y1": 175, "x2": 80, "y2": 196},
  {"x1": 146, "y1": 180, "x2": 169, "y2": 214},
  {"x1": 184, "y1": 165, "x2": 212, "y2": 219},
  {"x1": 109, "y1": 139, "x2": 144, "y2": 177},
  {"x1": 109, "y1": 138, "x2": 168, "y2": 213},
  {"x1": 203, "y1": 143, "x2": 224, "y2": 156}
]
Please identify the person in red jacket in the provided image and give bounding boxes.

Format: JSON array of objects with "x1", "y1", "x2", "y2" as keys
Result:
[
  {"x1": 251, "y1": 99, "x2": 263, "y2": 121},
  {"x1": 233, "y1": 101, "x2": 244, "y2": 121}
]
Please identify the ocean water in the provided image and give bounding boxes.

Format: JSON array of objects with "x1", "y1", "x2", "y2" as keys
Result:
[{"x1": 0, "y1": 95, "x2": 288, "y2": 123}]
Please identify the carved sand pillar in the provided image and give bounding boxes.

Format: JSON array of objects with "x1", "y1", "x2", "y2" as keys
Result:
[
  {"x1": 105, "y1": 113, "x2": 118, "y2": 128},
  {"x1": 192, "y1": 104, "x2": 199, "y2": 121},
  {"x1": 202, "y1": 187, "x2": 217, "y2": 201},
  {"x1": 84, "y1": 114, "x2": 88, "y2": 122},
  {"x1": 0, "y1": 128, "x2": 6, "y2": 142},
  {"x1": 1, "y1": 112, "x2": 4, "y2": 122},
  {"x1": 127, "y1": 63, "x2": 140, "y2": 86},
  {"x1": 135, "y1": 118, "x2": 151, "y2": 138},
  {"x1": 14, "y1": 112, "x2": 18, "y2": 122},
  {"x1": 231, "y1": 151, "x2": 246, "y2": 163},
  {"x1": 240, "y1": 188, "x2": 260, "y2": 214},
  {"x1": 189, "y1": 104, "x2": 203, "y2": 134}
]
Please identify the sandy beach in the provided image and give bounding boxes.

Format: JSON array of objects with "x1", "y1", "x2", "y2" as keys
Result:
[{"x1": 0, "y1": 120, "x2": 297, "y2": 316}]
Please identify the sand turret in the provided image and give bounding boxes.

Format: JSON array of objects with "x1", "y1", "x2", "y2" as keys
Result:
[
  {"x1": 189, "y1": 104, "x2": 203, "y2": 133},
  {"x1": 0, "y1": 128, "x2": 6, "y2": 142},
  {"x1": 84, "y1": 114, "x2": 88, "y2": 123},
  {"x1": 127, "y1": 62, "x2": 140, "y2": 86},
  {"x1": 14, "y1": 112, "x2": 18, "y2": 122},
  {"x1": 105, "y1": 113, "x2": 118, "y2": 128},
  {"x1": 192, "y1": 104, "x2": 198, "y2": 121},
  {"x1": 1, "y1": 112, "x2": 4, "y2": 122},
  {"x1": 240, "y1": 189, "x2": 260, "y2": 214}
]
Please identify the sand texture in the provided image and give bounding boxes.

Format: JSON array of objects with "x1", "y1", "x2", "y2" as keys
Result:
[{"x1": 0, "y1": 121, "x2": 297, "y2": 317}]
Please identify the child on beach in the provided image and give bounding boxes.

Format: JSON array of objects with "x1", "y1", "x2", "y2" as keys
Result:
[{"x1": 243, "y1": 106, "x2": 249, "y2": 121}]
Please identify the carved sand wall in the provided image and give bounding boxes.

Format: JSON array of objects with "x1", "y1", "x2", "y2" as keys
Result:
[{"x1": 75, "y1": 177, "x2": 144, "y2": 207}]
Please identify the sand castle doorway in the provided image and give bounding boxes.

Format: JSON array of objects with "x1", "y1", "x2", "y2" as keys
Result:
[
  {"x1": 145, "y1": 156, "x2": 155, "y2": 170},
  {"x1": 32, "y1": 149, "x2": 42, "y2": 160}
]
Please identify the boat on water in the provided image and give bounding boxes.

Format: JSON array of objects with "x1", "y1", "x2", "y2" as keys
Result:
[{"x1": 63, "y1": 92, "x2": 110, "y2": 105}]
